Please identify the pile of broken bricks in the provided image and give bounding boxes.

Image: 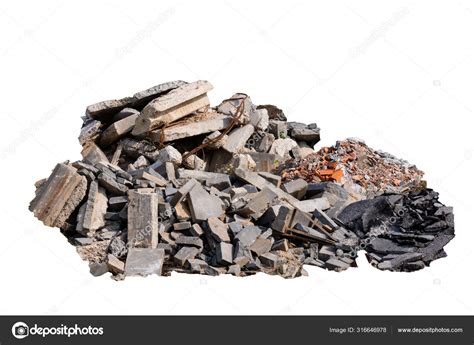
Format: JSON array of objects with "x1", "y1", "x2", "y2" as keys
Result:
[{"x1": 29, "y1": 80, "x2": 455, "y2": 279}]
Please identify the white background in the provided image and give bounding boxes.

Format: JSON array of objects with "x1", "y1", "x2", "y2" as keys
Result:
[{"x1": 0, "y1": 0, "x2": 473, "y2": 315}]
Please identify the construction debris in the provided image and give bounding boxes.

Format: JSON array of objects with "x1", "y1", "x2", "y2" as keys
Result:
[{"x1": 29, "y1": 80, "x2": 455, "y2": 279}]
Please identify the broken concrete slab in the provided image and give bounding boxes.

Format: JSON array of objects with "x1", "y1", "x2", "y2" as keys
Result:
[
  {"x1": 175, "y1": 236, "x2": 203, "y2": 249},
  {"x1": 187, "y1": 184, "x2": 224, "y2": 222},
  {"x1": 149, "y1": 112, "x2": 234, "y2": 143},
  {"x1": 86, "y1": 80, "x2": 186, "y2": 121},
  {"x1": 260, "y1": 252, "x2": 278, "y2": 268},
  {"x1": 133, "y1": 81, "x2": 213, "y2": 135},
  {"x1": 125, "y1": 248, "x2": 165, "y2": 276}
]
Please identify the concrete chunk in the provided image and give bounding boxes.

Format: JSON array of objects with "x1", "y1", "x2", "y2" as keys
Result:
[
  {"x1": 81, "y1": 142, "x2": 109, "y2": 164},
  {"x1": 234, "y1": 226, "x2": 261, "y2": 247},
  {"x1": 134, "y1": 170, "x2": 167, "y2": 187},
  {"x1": 169, "y1": 179, "x2": 198, "y2": 206},
  {"x1": 269, "y1": 138, "x2": 298, "y2": 158},
  {"x1": 260, "y1": 252, "x2": 278, "y2": 268},
  {"x1": 86, "y1": 80, "x2": 186, "y2": 121},
  {"x1": 216, "y1": 242, "x2": 233, "y2": 265},
  {"x1": 133, "y1": 81, "x2": 213, "y2": 135},
  {"x1": 29, "y1": 163, "x2": 87, "y2": 228},
  {"x1": 237, "y1": 187, "x2": 278, "y2": 220},
  {"x1": 149, "y1": 113, "x2": 233, "y2": 143},
  {"x1": 107, "y1": 254, "x2": 125, "y2": 274},
  {"x1": 258, "y1": 172, "x2": 281, "y2": 187},
  {"x1": 294, "y1": 198, "x2": 331, "y2": 213},
  {"x1": 100, "y1": 113, "x2": 138, "y2": 146},
  {"x1": 125, "y1": 248, "x2": 165, "y2": 276},
  {"x1": 98, "y1": 173, "x2": 128, "y2": 195},
  {"x1": 127, "y1": 189, "x2": 159, "y2": 248},
  {"x1": 78, "y1": 119, "x2": 102, "y2": 145},
  {"x1": 249, "y1": 237, "x2": 273, "y2": 256},
  {"x1": 282, "y1": 179, "x2": 308, "y2": 200},
  {"x1": 187, "y1": 184, "x2": 224, "y2": 222},
  {"x1": 223, "y1": 124, "x2": 255, "y2": 154},
  {"x1": 176, "y1": 236, "x2": 203, "y2": 249},
  {"x1": 79, "y1": 180, "x2": 108, "y2": 235},
  {"x1": 174, "y1": 246, "x2": 200, "y2": 266},
  {"x1": 207, "y1": 217, "x2": 230, "y2": 242},
  {"x1": 190, "y1": 223, "x2": 204, "y2": 237}
]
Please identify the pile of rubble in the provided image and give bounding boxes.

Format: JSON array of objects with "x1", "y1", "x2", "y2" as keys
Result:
[
  {"x1": 279, "y1": 139, "x2": 425, "y2": 198},
  {"x1": 29, "y1": 80, "x2": 455, "y2": 279}
]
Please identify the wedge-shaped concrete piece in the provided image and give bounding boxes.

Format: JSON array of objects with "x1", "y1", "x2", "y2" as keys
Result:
[
  {"x1": 133, "y1": 80, "x2": 213, "y2": 135},
  {"x1": 128, "y1": 189, "x2": 159, "y2": 248},
  {"x1": 29, "y1": 163, "x2": 87, "y2": 228},
  {"x1": 125, "y1": 248, "x2": 165, "y2": 276}
]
